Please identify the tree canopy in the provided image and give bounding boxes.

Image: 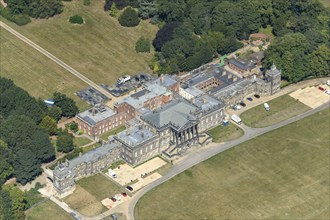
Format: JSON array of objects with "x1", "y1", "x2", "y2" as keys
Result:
[
  {"x1": 0, "y1": 78, "x2": 55, "y2": 185},
  {"x1": 53, "y1": 92, "x2": 78, "y2": 118},
  {"x1": 118, "y1": 7, "x2": 140, "y2": 27}
]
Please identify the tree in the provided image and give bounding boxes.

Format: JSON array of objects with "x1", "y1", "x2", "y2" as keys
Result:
[
  {"x1": 153, "y1": 21, "x2": 180, "y2": 51},
  {"x1": 308, "y1": 44, "x2": 330, "y2": 77},
  {"x1": 5, "y1": 186, "x2": 27, "y2": 220},
  {"x1": 0, "y1": 190, "x2": 14, "y2": 220},
  {"x1": 263, "y1": 33, "x2": 311, "y2": 82},
  {"x1": 69, "y1": 15, "x2": 84, "y2": 24},
  {"x1": 104, "y1": 0, "x2": 130, "y2": 11},
  {"x1": 109, "y1": 3, "x2": 118, "y2": 17},
  {"x1": 28, "y1": 0, "x2": 63, "y2": 19},
  {"x1": 39, "y1": 116, "x2": 57, "y2": 136},
  {"x1": 118, "y1": 7, "x2": 140, "y2": 27},
  {"x1": 47, "y1": 106, "x2": 62, "y2": 121},
  {"x1": 12, "y1": 148, "x2": 41, "y2": 185},
  {"x1": 69, "y1": 122, "x2": 78, "y2": 133},
  {"x1": 0, "y1": 77, "x2": 44, "y2": 123},
  {"x1": 138, "y1": 0, "x2": 157, "y2": 19},
  {"x1": 0, "y1": 140, "x2": 13, "y2": 186},
  {"x1": 53, "y1": 92, "x2": 78, "y2": 118},
  {"x1": 135, "y1": 37, "x2": 150, "y2": 53},
  {"x1": 57, "y1": 134, "x2": 74, "y2": 153},
  {"x1": 157, "y1": 0, "x2": 186, "y2": 22},
  {"x1": 153, "y1": 63, "x2": 159, "y2": 74}
]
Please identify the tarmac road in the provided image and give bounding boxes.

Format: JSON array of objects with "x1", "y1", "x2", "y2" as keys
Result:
[
  {"x1": 0, "y1": 21, "x2": 113, "y2": 100},
  {"x1": 125, "y1": 102, "x2": 329, "y2": 220}
]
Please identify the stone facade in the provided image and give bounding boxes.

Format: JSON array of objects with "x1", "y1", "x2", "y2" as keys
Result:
[
  {"x1": 53, "y1": 143, "x2": 121, "y2": 194},
  {"x1": 53, "y1": 64, "x2": 281, "y2": 195}
]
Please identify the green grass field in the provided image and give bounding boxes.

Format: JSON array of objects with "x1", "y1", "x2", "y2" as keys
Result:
[
  {"x1": 0, "y1": 30, "x2": 90, "y2": 110},
  {"x1": 26, "y1": 200, "x2": 73, "y2": 220},
  {"x1": 73, "y1": 136, "x2": 92, "y2": 147},
  {"x1": 63, "y1": 173, "x2": 121, "y2": 216},
  {"x1": 240, "y1": 94, "x2": 311, "y2": 127},
  {"x1": 208, "y1": 123, "x2": 244, "y2": 143},
  {"x1": 319, "y1": 0, "x2": 330, "y2": 7},
  {"x1": 100, "y1": 125, "x2": 126, "y2": 141},
  {"x1": 135, "y1": 108, "x2": 330, "y2": 219},
  {"x1": 1, "y1": 0, "x2": 157, "y2": 85}
]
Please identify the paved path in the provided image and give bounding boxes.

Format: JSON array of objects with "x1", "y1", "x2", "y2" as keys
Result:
[
  {"x1": 0, "y1": 21, "x2": 113, "y2": 100},
  {"x1": 124, "y1": 103, "x2": 329, "y2": 220}
]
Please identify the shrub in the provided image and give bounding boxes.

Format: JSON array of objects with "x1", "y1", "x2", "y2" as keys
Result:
[
  {"x1": 0, "y1": 6, "x2": 31, "y2": 26},
  {"x1": 135, "y1": 37, "x2": 150, "y2": 53},
  {"x1": 83, "y1": 0, "x2": 90, "y2": 6},
  {"x1": 118, "y1": 7, "x2": 140, "y2": 27},
  {"x1": 69, "y1": 15, "x2": 84, "y2": 24}
]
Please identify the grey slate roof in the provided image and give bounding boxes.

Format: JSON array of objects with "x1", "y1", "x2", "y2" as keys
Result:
[
  {"x1": 229, "y1": 58, "x2": 255, "y2": 70},
  {"x1": 191, "y1": 95, "x2": 225, "y2": 112},
  {"x1": 77, "y1": 105, "x2": 116, "y2": 126},
  {"x1": 53, "y1": 142, "x2": 120, "y2": 178},
  {"x1": 152, "y1": 75, "x2": 177, "y2": 87},
  {"x1": 115, "y1": 125, "x2": 157, "y2": 147},
  {"x1": 116, "y1": 83, "x2": 171, "y2": 109},
  {"x1": 142, "y1": 100, "x2": 198, "y2": 130}
]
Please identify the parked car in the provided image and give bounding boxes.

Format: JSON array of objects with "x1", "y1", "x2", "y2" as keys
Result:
[
  {"x1": 126, "y1": 185, "x2": 133, "y2": 191},
  {"x1": 110, "y1": 197, "x2": 117, "y2": 202},
  {"x1": 239, "y1": 102, "x2": 246, "y2": 107},
  {"x1": 254, "y1": 94, "x2": 260, "y2": 99},
  {"x1": 318, "y1": 86, "x2": 325, "y2": 92},
  {"x1": 121, "y1": 192, "x2": 127, "y2": 197},
  {"x1": 247, "y1": 97, "x2": 253, "y2": 101}
]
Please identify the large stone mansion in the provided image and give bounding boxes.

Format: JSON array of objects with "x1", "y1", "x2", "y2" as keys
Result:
[{"x1": 53, "y1": 63, "x2": 281, "y2": 195}]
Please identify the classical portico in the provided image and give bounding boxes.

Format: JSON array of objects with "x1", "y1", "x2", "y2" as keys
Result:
[{"x1": 170, "y1": 124, "x2": 199, "y2": 147}]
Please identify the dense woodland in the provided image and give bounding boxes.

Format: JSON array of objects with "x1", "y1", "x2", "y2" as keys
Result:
[
  {"x1": 0, "y1": 78, "x2": 79, "y2": 220},
  {"x1": 105, "y1": 0, "x2": 330, "y2": 82},
  {"x1": 1, "y1": 0, "x2": 329, "y2": 81}
]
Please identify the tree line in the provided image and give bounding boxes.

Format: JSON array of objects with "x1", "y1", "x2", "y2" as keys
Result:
[
  {"x1": 106, "y1": 0, "x2": 330, "y2": 82},
  {"x1": 0, "y1": 77, "x2": 79, "y2": 186},
  {"x1": 0, "y1": 0, "x2": 63, "y2": 25}
]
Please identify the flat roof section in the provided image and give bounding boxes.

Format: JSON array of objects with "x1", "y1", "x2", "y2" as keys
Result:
[
  {"x1": 116, "y1": 125, "x2": 157, "y2": 147},
  {"x1": 77, "y1": 105, "x2": 116, "y2": 125}
]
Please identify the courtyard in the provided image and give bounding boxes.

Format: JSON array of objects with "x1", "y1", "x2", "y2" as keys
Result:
[
  {"x1": 289, "y1": 84, "x2": 330, "y2": 109},
  {"x1": 107, "y1": 157, "x2": 167, "y2": 191}
]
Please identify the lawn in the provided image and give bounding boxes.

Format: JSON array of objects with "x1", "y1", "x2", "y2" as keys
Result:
[
  {"x1": 73, "y1": 136, "x2": 92, "y2": 147},
  {"x1": 319, "y1": 0, "x2": 330, "y2": 7},
  {"x1": 0, "y1": 30, "x2": 90, "y2": 110},
  {"x1": 100, "y1": 125, "x2": 126, "y2": 141},
  {"x1": 81, "y1": 142, "x2": 102, "y2": 153},
  {"x1": 1, "y1": 0, "x2": 157, "y2": 86},
  {"x1": 135, "y1": 108, "x2": 330, "y2": 219},
  {"x1": 240, "y1": 94, "x2": 311, "y2": 127},
  {"x1": 208, "y1": 123, "x2": 244, "y2": 143},
  {"x1": 26, "y1": 200, "x2": 73, "y2": 220},
  {"x1": 63, "y1": 173, "x2": 121, "y2": 216}
]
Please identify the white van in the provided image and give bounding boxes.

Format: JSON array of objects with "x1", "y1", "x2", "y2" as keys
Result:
[
  {"x1": 264, "y1": 103, "x2": 270, "y2": 111},
  {"x1": 108, "y1": 169, "x2": 117, "y2": 178}
]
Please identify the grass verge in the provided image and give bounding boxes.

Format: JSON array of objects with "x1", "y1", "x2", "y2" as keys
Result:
[
  {"x1": 240, "y1": 94, "x2": 311, "y2": 127},
  {"x1": 73, "y1": 136, "x2": 92, "y2": 147},
  {"x1": 26, "y1": 200, "x2": 73, "y2": 220},
  {"x1": 63, "y1": 173, "x2": 121, "y2": 216},
  {"x1": 135, "y1": 108, "x2": 330, "y2": 219},
  {"x1": 208, "y1": 123, "x2": 244, "y2": 143},
  {"x1": 100, "y1": 125, "x2": 126, "y2": 141}
]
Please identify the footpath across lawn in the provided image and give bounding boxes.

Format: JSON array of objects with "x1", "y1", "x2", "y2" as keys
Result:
[{"x1": 135, "y1": 108, "x2": 330, "y2": 219}]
